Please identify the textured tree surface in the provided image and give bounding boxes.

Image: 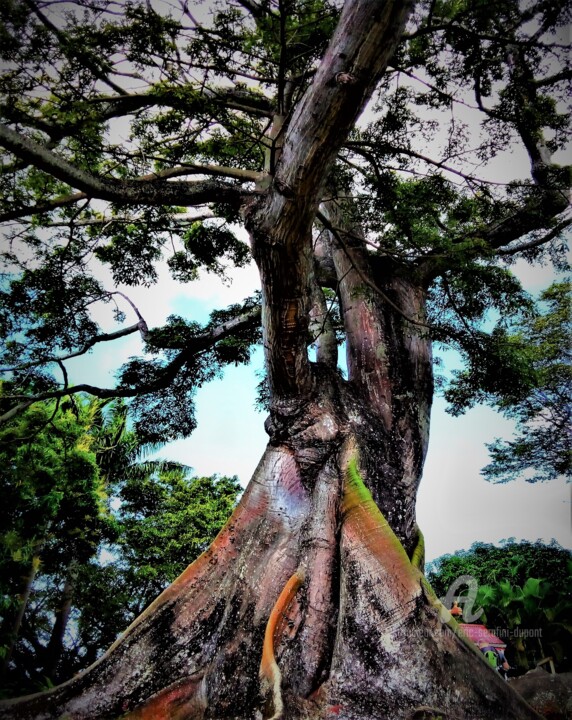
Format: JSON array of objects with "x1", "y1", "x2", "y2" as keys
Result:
[
  {"x1": 0, "y1": 0, "x2": 569, "y2": 717},
  {"x1": 510, "y1": 670, "x2": 572, "y2": 720},
  {"x1": 0, "y1": 411, "x2": 544, "y2": 719}
]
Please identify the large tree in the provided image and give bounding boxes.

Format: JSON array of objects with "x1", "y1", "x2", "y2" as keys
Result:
[{"x1": 0, "y1": 0, "x2": 569, "y2": 717}]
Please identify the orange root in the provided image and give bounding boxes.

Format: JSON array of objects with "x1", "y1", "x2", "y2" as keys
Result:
[{"x1": 259, "y1": 569, "x2": 305, "y2": 719}]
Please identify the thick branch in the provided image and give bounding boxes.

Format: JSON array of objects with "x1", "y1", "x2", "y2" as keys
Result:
[
  {"x1": 309, "y1": 276, "x2": 338, "y2": 369},
  {"x1": 0, "y1": 124, "x2": 250, "y2": 217},
  {"x1": 234, "y1": 0, "x2": 272, "y2": 21},
  {"x1": 141, "y1": 163, "x2": 264, "y2": 183},
  {"x1": 1, "y1": 87, "x2": 273, "y2": 146},
  {"x1": 45, "y1": 212, "x2": 213, "y2": 229},
  {"x1": 317, "y1": 210, "x2": 431, "y2": 330},
  {"x1": 416, "y1": 188, "x2": 570, "y2": 282},
  {"x1": 533, "y1": 68, "x2": 572, "y2": 88},
  {"x1": 484, "y1": 189, "x2": 569, "y2": 250},
  {"x1": 496, "y1": 217, "x2": 572, "y2": 256},
  {"x1": 248, "y1": 0, "x2": 414, "y2": 399},
  {"x1": 90, "y1": 86, "x2": 274, "y2": 121},
  {"x1": 0, "y1": 192, "x2": 88, "y2": 224}
]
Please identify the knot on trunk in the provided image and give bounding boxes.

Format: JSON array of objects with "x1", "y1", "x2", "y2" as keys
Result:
[{"x1": 335, "y1": 71, "x2": 357, "y2": 85}]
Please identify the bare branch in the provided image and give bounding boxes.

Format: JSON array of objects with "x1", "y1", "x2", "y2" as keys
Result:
[
  {"x1": 481, "y1": 187, "x2": 570, "y2": 250},
  {"x1": 496, "y1": 218, "x2": 572, "y2": 256},
  {"x1": 0, "y1": 306, "x2": 261, "y2": 424},
  {"x1": 45, "y1": 212, "x2": 214, "y2": 228},
  {"x1": 111, "y1": 291, "x2": 149, "y2": 337},
  {"x1": 139, "y1": 163, "x2": 264, "y2": 183},
  {"x1": 0, "y1": 400, "x2": 34, "y2": 423}
]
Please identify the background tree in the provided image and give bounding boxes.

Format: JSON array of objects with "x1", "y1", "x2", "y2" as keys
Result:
[
  {"x1": 480, "y1": 281, "x2": 570, "y2": 483},
  {"x1": 0, "y1": 394, "x2": 241, "y2": 697},
  {"x1": 428, "y1": 540, "x2": 572, "y2": 599},
  {"x1": 63, "y1": 471, "x2": 241, "y2": 688},
  {"x1": 0, "y1": 0, "x2": 569, "y2": 718},
  {"x1": 0, "y1": 397, "x2": 116, "y2": 695},
  {"x1": 445, "y1": 280, "x2": 571, "y2": 483},
  {"x1": 428, "y1": 540, "x2": 572, "y2": 674},
  {"x1": 114, "y1": 472, "x2": 242, "y2": 617}
]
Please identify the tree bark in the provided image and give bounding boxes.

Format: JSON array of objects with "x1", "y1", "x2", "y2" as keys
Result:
[
  {"x1": 322, "y1": 196, "x2": 432, "y2": 554},
  {"x1": 0, "y1": 555, "x2": 40, "y2": 683},
  {"x1": 0, "y1": 391, "x2": 542, "y2": 718}
]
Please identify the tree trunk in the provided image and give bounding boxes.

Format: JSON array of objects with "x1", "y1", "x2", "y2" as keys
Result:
[
  {"x1": 0, "y1": 554, "x2": 41, "y2": 683},
  {"x1": 42, "y1": 561, "x2": 78, "y2": 683},
  {"x1": 0, "y1": 383, "x2": 542, "y2": 718}
]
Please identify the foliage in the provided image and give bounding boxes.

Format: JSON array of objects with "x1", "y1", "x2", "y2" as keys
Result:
[
  {"x1": 428, "y1": 540, "x2": 571, "y2": 599},
  {"x1": 0, "y1": 395, "x2": 241, "y2": 697},
  {"x1": 444, "y1": 281, "x2": 571, "y2": 482},
  {"x1": 474, "y1": 573, "x2": 572, "y2": 673},
  {"x1": 428, "y1": 540, "x2": 572, "y2": 672}
]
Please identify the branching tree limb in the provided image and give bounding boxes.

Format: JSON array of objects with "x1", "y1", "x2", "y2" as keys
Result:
[
  {"x1": 0, "y1": 125, "x2": 253, "y2": 217},
  {"x1": 0, "y1": 306, "x2": 261, "y2": 423}
]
